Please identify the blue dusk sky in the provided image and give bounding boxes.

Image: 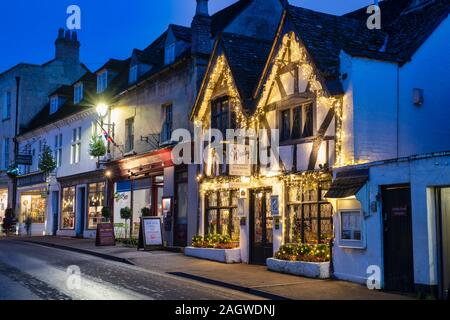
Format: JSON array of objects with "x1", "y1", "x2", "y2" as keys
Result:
[{"x1": 0, "y1": 0, "x2": 374, "y2": 73}]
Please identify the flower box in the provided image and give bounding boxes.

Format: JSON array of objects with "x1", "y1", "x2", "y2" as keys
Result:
[
  {"x1": 185, "y1": 247, "x2": 241, "y2": 264},
  {"x1": 267, "y1": 258, "x2": 330, "y2": 279}
]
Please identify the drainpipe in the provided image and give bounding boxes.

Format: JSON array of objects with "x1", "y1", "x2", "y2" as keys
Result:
[
  {"x1": 12, "y1": 77, "x2": 20, "y2": 217},
  {"x1": 396, "y1": 66, "x2": 400, "y2": 159}
]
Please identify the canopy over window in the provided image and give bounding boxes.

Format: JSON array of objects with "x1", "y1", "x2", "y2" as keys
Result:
[{"x1": 325, "y1": 169, "x2": 369, "y2": 199}]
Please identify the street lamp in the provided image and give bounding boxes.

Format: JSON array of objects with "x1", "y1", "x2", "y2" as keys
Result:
[{"x1": 96, "y1": 103, "x2": 108, "y2": 118}]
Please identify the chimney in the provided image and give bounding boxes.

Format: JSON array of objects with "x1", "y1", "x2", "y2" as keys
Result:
[
  {"x1": 191, "y1": 0, "x2": 212, "y2": 57},
  {"x1": 55, "y1": 28, "x2": 80, "y2": 63}
]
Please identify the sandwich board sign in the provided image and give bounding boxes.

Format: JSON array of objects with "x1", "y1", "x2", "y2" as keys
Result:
[{"x1": 138, "y1": 217, "x2": 164, "y2": 251}]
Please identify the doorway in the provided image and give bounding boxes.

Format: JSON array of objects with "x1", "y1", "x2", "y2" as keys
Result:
[
  {"x1": 51, "y1": 191, "x2": 59, "y2": 236},
  {"x1": 76, "y1": 187, "x2": 86, "y2": 238},
  {"x1": 436, "y1": 187, "x2": 450, "y2": 300},
  {"x1": 249, "y1": 189, "x2": 273, "y2": 265},
  {"x1": 174, "y1": 182, "x2": 188, "y2": 247},
  {"x1": 382, "y1": 185, "x2": 414, "y2": 292}
]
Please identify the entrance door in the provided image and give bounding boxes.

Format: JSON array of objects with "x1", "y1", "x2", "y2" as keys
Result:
[
  {"x1": 382, "y1": 185, "x2": 414, "y2": 292},
  {"x1": 51, "y1": 191, "x2": 59, "y2": 236},
  {"x1": 174, "y1": 182, "x2": 188, "y2": 247},
  {"x1": 437, "y1": 188, "x2": 450, "y2": 300},
  {"x1": 250, "y1": 189, "x2": 273, "y2": 265},
  {"x1": 76, "y1": 187, "x2": 86, "y2": 238}
]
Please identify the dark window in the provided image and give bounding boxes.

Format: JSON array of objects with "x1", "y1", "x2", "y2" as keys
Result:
[
  {"x1": 280, "y1": 109, "x2": 291, "y2": 141},
  {"x1": 303, "y1": 103, "x2": 314, "y2": 138},
  {"x1": 211, "y1": 97, "x2": 236, "y2": 137},
  {"x1": 161, "y1": 104, "x2": 173, "y2": 143},
  {"x1": 279, "y1": 102, "x2": 314, "y2": 142},
  {"x1": 125, "y1": 117, "x2": 135, "y2": 152}
]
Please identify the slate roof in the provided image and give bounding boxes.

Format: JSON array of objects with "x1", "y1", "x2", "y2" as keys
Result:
[
  {"x1": 49, "y1": 85, "x2": 73, "y2": 97},
  {"x1": 22, "y1": 72, "x2": 98, "y2": 134},
  {"x1": 344, "y1": 0, "x2": 450, "y2": 63},
  {"x1": 211, "y1": 0, "x2": 252, "y2": 36},
  {"x1": 286, "y1": 5, "x2": 387, "y2": 80},
  {"x1": 221, "y1": 33, "x2": 273, "y2": 103}
]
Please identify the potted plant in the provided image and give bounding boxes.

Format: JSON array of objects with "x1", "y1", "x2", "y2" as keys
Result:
[
  {"x1": 267, "y1": 243, "x2": 331, "y2": 279},
  {"x1": 101, "y1": 207, "x2": 112, "y2": 223},
  {"x1": 120, "y1": 207, "x2": 132, "y2": 239},
  {"x1": 39, "y1": 145, "x2": 56, "y2": 175},
  {"x1": 185, "y1": 234, "x2": 241, "y2": 264},
  {"x1": 6, "y1": 165, "x2": 20, "y2": 179},
  {"x1": 141, "y1": 207, "x2": 151, "y2": 217},
  {"x1": 89, "y1": 135, "x2": 107, "y2": 168}
]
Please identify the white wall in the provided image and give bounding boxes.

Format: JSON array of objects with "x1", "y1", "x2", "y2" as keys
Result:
[
  {"x1": 398, "y1": 17, "x2": 450, "y2": 157},
  {"x1": 332, "y1": 155, "x2": 450, "y2": 287}
]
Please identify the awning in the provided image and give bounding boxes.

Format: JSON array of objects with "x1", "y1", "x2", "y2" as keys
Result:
[{"x1": 325, "y1": 169, "x2": 369, "y2": 199}]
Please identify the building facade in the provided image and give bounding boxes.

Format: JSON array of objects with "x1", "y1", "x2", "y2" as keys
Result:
[{"x1": 0, "y1": 28, "x2": 87, "y2": 224}]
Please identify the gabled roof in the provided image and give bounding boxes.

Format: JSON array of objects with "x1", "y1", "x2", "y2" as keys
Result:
[
  {"x1": 344, "y1": 0, "x2": 450, "y2": 63},
  {"x1": 221, "y1": 33, "x2": 273, "y2": 103},
  {"x1": 94, "y1": 58, "x2": 129, "y2": 74},
  {"x1": 286, "y1": 5, "x2": 387, "y2": 80},
  {"x1": 48, "y1": 85, "x2": 73, "y2": 97},
  {"x1": 211, "y1": 0, "x2": 252, "y2": 36}
]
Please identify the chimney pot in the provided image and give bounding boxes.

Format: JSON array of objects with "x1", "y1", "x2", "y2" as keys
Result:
[{"x1": 196, "y1": 0, "x2": 209, "y2": 16}]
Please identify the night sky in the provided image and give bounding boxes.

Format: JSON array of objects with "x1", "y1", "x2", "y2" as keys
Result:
[{"x1": 0, "y1": 0, "x2": 374, "y2": 73}]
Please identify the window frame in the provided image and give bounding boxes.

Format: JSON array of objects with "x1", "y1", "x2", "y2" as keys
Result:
[
  {"x1": 164, "y1": 42, "x2": 176, "y2": 65},
  {"x1": 129, "y1": 65, "x2": 138, "y2": 84},
  {"x1": 60, "y1": 186, "x2": 76, "y2": 230},
  {"x1": 87, "y1": 182, "x2": 106, "y2": 230},
  {"x1": 278, "y1": 100, "x2": 316, "y2": 145},
  {"x1": 160, "y1": 104, "x2": 173, "y2": 144},
  {"x1": 54, "y1": 134, "x2": 63, "y2": 168},
  {"x1": 74, "y1": 82, "x2": 84, "y2": 104},
  {"x1": 125, "y1": 117, "x2": 135, "y2": 153},
  {"x1": 70, "y1": 127, "x2": 81, "y2": 164},
  {"x1": 338, "y1": 209, "x2": 366, "y2": 249},
  {"x1": 204, "y1": 190, "x2": 240, "y2": 241},
  {"x1": 211, "y1": 96, "x2": 236, "y2": 138},
  {"x1": 97, "y1": 70, "x2": 108, "y2": 93},
  {"x1": 50, "y1": 96, "x2": 59, "y2": 114},
  {"x1": 3, "y1": 91, "x2": 12, "y2": 120}
]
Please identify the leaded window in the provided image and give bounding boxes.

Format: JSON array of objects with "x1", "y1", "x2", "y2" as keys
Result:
[{"x1": 205, "y1": 190, "x2": 239, "y2": 241}]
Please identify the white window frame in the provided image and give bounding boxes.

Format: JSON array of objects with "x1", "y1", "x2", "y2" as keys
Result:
[
  {"x1": 74, "y1": 83, "x2": 84, "y2": 104},
  {"x1": 97, "y1": 70, "x2": 108, "y2": 93},
  {"x1": 129, "y1": 65, "x2": 138, "y2": 84},
  {"x1": 3, "y1": 91, "x2": 11, "y2": 120},
  {"x1": 164, "y1": 43, "x2": 176, "y2": 65},
  {"x1": 54, "y1": 134, "x2": 63, "y2": 168},
  {"x1": 71, "y1": 127, "x2": 82, "y2": 164},
  {"x1": 337, "y1": 209, "x2": 366, "y2": 249},
  {"x1": 50, "y1": 96, "x2": 59, "y2": 114}
]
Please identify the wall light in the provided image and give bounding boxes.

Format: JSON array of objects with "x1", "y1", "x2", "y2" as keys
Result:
[{"x1": 96, "y1": 103, "x2": 108, "y2": 118}]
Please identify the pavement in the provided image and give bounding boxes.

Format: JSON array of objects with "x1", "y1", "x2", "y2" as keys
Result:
[{"x1": 10, "y1": 236, "x2": 415, "y2": 300}]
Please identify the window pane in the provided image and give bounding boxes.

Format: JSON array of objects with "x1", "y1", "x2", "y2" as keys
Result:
[
  {"x1": 291, "y1": 107, "x2": 302, "y2": 139},
  {"x1": 61, "y1": 187, "x2": 76, "y2": 229},
  {"x1": 280, "y1": 109, "x2": 290, "y2": 141},
  {"x1": 303, "y1": 103, "x2": 314, "y2": 138}
]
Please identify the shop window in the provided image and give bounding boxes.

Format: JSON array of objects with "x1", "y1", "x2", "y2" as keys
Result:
[
  {"x1": 61, "y1": 187, "x2": 76, "y2": 230},
  {"x1": 205, "y1": 190, "x2": 239, "y2": 241},
  {"x1": 279, "y1": 102, "x2": 314, "y2": 143},
  {"x1": 285, "y1": 180, "x2": 333, "y2": 244},
  {"x1": 20, "y1": 192, "x2": 46, "y2": 224},
  {"x1": 87, "y1": 182, "x2": 106, "y2": 230}
]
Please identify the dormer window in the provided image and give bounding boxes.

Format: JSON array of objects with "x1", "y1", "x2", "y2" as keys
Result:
[
  {"x1": 50, "y1": 96, "x2": 59, "y2": 114},
  {"x1": 165, "y1": 43, "x2": 176, "y2": 65},
  {"x1": 129, "y1": 65, "x2": 138, "y2": 84},
  {"x1": 97, "y1": 70, "x2": 108, "y2": 93},
  {"x1": 74, "y1": 83, "x2": 83, "y2": 104}
]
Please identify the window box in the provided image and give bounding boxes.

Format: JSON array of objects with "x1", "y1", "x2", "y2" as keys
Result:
[
  {"x1": 267, "y1": 258, "x2": 330, "y2": 279},
  {"x1": 184, "y1": 247, "x2": 241, "y2": 264}
]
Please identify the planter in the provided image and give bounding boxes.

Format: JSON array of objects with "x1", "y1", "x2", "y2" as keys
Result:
[
  {"x1": 185, "y1": 247, "x2": 241, "y2": 264},
  {"x1": 267, "y1": 258, "x2": 330, "y2": 279}
]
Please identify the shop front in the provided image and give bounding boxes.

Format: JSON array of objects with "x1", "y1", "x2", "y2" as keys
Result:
[
  {"x1": 0, "y1": 188, "x2": 8, "y2": 229},
  {"x1": 57, "y1": 170, "x2": 107, "y2": 238},
  {"x1": 106, "y1": 147, "x2": 192, "y2": 247},
  {"x1": 198, "y1": 171, "x2": 333, "y2": 265},
  {"x1": 16, "y1": 172, "x2": 49, "y2": 236}
]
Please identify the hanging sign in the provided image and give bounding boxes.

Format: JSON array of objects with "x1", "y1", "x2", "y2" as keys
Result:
[
  {"x1": 229, "y1": 144, "x2": 252, "y2": 177},
  {"x1": 16, "y1": 154, "x2": 33, "y2": 166},
  {"x1": 138, "y1": 217, "x2": 164, "y2": 251},
  {"x1": 96, "y1": 223, "x2": 116, "y2": 247}
]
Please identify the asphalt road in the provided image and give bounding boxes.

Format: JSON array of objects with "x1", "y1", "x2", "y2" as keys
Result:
[{"x1": 0, "y1": 239, "x2": 258, "y2": 300}]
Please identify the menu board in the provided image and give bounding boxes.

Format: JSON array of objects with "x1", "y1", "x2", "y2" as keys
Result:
[
  {"x1": 142, "y1": 217, "x2": 163, "y2": 249},
  {"x1": 96, "y1": 223, "x2": 116, "y2": 247}
]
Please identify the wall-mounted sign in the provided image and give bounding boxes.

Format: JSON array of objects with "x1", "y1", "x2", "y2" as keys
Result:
[
  {"x1": 270, "y1": 195, "x2": 279, "y2": 216},
  {"x1": 138, "y1": 217, "x2": 164, "y2": 251},
  {"x1": 229, "y1": 144, "x2": 252, "y2": 177},
  {"x1": 239, "y1": 188, "x2": 248, "y2": 199},
  {"x1": 96, "y1": 223, "x2": 116, "y2": 247},
  {"x1": 16, "y1": 154, "x2": 33, "y2": 166}
]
